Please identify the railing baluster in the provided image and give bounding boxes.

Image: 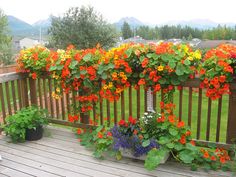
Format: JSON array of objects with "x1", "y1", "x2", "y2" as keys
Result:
[
  {"x1": 206, "y1": 98, "x2": 212, "y2": 141},
  {"x1": 137, "y1": 86, "x2": 140, "y2": 120},
  {"x1": 38, "y1": 79, "x2": 43, "y2": 108},
  {"x1": 99, "y1": 97, "x2": 103, "y2": 125},
  {"x1": 5, "y1": 82, "x2": 12, "y2": 115},
  {"x1": 11, "y1": 80, "x2": 17, "y2": 113},
  {"x1": 188, "y1": 87, "x2": 193, "y2": 127},
  {"x1": 0, "y1": 83, "x2": 6, "y2": 123},
  {"x1": 114, "y1": 101, "x2": 117, "y2": 124},
  {"x1": 43, "y1": 78, "x2": 48, "y2": 109},
  {"x1": 17, "y1": 79, "x2": 22, "y2": 109},
  {"x1": 61, "y1": 93, "x2": 66, "y2": 120},
  {"x1": 216, "y1": 97, "x2": 222, "y2": 142},
  {"x1": 179, "y1": 88, "x2": 183, "y2": 121},
  {"x1": 106, "y1": 99, "x2": 110, "y2": 125},
  {"x1": 48, "y1": 79, "x2": 54, "y2": 117},
  {"x1": 144, "y1": 88, "x2": 147, "y2": 112},
  {"x1": 54, "y1": 80, "x2": 60, "y2": 119},
  {"x1": 121, "y1": 91, "x2": 125, "y2": 120},
  {"x1": 197, "y1": 88, "x2": 202, "y2": 139},
  {"x1": 129, "y1": 87, "x2": 132, "y2": 117}
]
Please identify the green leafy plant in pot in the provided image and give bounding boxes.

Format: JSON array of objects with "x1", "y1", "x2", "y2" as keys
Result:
[{"x1": 2, "y1": 106, "x2": 48, "y2": 142}]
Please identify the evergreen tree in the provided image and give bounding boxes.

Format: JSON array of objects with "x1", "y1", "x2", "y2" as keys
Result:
[
  {"x1": 121, "y1": 22, "x2": 133, "y2": 39},
  {"x1": 0, "y1": 9, "x2": 13, "y2": 66},
  {"x1": 48, "y1": 6, "x2": 117, "y2": 49}
]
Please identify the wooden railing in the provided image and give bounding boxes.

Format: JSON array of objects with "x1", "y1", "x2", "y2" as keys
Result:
[{"x1": 0, "y1": 72, "x2": 236, "y2": 147}]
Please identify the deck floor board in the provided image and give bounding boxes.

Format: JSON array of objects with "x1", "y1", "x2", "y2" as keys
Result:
[{"x1": 0, "y1": 126, "x2": 234, "y2": 177}]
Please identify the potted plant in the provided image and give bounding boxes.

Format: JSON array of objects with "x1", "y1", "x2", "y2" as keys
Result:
[{"x1": 2, "y1": 106, "x2": 48, "y2": 142}]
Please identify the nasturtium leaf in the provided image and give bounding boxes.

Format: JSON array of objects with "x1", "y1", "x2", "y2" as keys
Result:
[
  {"x1": 142, "y1": 139, "x2": 150, "y2": 147},
  {"x1": 83, "y1": 53, "x2": 92, "y2": 62}
]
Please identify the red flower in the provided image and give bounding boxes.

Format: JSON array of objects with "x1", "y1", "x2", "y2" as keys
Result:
[
  {"x1": 220, "y1": 157, "x2": 226, "y2": 164},
  {"x1": 97, "y1": 132, "x2": 103, "y2": 139},
  {"x1": 138, "y1": 79, "x2": 145, "y2": 85},
  {"x1": 203, "y1": 151, "x2": 209, "y2": 158},
  {"x1": 31, "y1": 72, "x2": 37, "y2": 79},
  {"x1": 177, "y1": 121, "x2": 185, "y2": 128},
  {"x1": 179, "y1": 135, "x2": 186, "y2": 144},
  {"x1": 128, "y1": 116, "x2": 136, "y2": 125},
  {"x1": 107, "y1": 131, "x2": 112, "y2": 137},
  {"x1": 77, "y1": 128, "x2": 82, "y2": 135},
  {"x1": 210, "y1": 156, "x2": 216, "y2": 161},
  {"x1": 118, "y1": 119, "x2": 126, "y2": 126}
]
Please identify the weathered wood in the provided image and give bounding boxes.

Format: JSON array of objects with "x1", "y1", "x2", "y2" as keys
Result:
[
  {"x1": 0, "y1": 72, "x2": 27, "y2": 83},
  {"x1": 54, "y1": 80, "x2": 60, "y2": 119}
]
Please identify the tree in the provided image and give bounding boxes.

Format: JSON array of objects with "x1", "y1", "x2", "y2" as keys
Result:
[
  {"x1": 0, "y1": 9, "x2": 13, "y2": 66},
  {"x1": 48, "y1": 6, "x2": 117, "y2": 49},
  {"x1": 121, "y1": 22, "x2": 133, "y2": 39}
]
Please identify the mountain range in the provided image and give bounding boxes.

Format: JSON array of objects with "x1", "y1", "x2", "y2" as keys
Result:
[{"x1": 7, "y1": 15, "x2": 236, "y2": 37}]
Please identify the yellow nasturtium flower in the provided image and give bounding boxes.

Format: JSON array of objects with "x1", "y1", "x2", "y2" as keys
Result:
[
  {"x1": 108, "y1": 82, "x2": 113, "y2": 88},
  {"x1": 157, "y1": 65, "x2": 164, "y2": 71},
  {"x1": 56, "y1": 87, "x2": 61, "y2": 93},
  {"x1": 193, "y1": 50, "x2": 201, "y2": 60},
  {"x1": 103, "y1": 85, "x2": 108, "y2": 90},
  {"x1": 187, "y1": 56, "x2": 193, "y2": 61}
]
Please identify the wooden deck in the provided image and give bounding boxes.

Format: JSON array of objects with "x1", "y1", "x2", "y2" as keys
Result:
[{"x1": 0, "y1": 127, "x2": 234, "y2": 177}]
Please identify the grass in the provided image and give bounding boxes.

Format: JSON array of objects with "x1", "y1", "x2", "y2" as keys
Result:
[{"x1": 96, "y1": 87, "x2": 229, "y2": 143}]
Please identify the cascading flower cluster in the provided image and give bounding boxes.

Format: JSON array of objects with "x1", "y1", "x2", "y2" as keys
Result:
[
  {"x1": 16, "y1": 45, "x2": 52, "y2": 79},
  {"x1": 138, "y1": 43, "x2": 201, "y2": 97},
  {"x1": 200, "y1": 44, "x2": 236, "y2": 100}
]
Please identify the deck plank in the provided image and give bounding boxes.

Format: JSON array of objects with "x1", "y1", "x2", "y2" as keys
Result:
[
  {"x1": 0, "y1": 165, "x2": 33, "y2": 177},
  {"x1": 0, "y1": 126, "x2": 234, "y2": 177}
]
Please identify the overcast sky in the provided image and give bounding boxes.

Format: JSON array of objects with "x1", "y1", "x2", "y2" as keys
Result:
[{"x1": 1, "y1": 0, "x2": 236, "y2": 25}]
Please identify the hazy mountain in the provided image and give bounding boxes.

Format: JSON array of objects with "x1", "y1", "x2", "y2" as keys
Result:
[
  {"x1": 33, "y1": 17, "x2": 52, "y2": 28},
  {"x1": 161, "y1": 19, "x2": 236, "y2": 29},
  {"x1": 7, "y1": 16, "x2": 49, "y2": 37},
  {"x1": 7, "y1": 15, "x2": 36, "y2": 35},
  {"x1": 114, "y1": 17, "x2": 145, "y2": 29}
]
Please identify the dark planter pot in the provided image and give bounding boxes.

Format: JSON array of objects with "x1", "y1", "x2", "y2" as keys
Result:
[{"x1": 25, "y1": 126, "x2": 43, "y2": 141}]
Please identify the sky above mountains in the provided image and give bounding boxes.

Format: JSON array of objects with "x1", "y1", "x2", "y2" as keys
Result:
[{"x1": 1, "y1": 0, "x2": 236, "y2": 25}]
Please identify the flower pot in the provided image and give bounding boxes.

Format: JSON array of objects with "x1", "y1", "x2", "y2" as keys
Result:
[
  {"x1": 25, "y1": 125, "x2": 43, "y2": 141},
  {"x1": 120, "y1": 148, "x2": 169, "y2": 163}
]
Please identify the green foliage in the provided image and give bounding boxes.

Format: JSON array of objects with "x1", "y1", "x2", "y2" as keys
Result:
[
  {"x1": 2, "y1": 106, "x2": 48, "y2": 142},
  {"x1": 0, "y1": 9, "x2": 13, "y2": 66},
  {"x1": 78, "y1": 125, "x2": 114, "y2": 159},
  {"x1": 48, "y1": 6, "x2": 117, "y2": 49},
  {"x1": 121, "y1": 22, "x2": 133, "y2": 39}
]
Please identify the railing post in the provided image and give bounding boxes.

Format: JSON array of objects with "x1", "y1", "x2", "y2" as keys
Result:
[
  {"x1": 79, "y1": 91, "x2": 89, "y2": 124},
  {"x1": 227, "y1": 83, "x2": 236, "y2": 144},
  {"x1": 29, "y1": 78, "x2": 37, "y2": 106}
]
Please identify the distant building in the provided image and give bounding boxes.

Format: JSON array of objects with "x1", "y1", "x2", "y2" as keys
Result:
[
  {"x1": 196, "y1": 40, "x2": 236, "y2": 49},
  {"x1": 19, "y1": 37, "x2": 39, "y2": 49}
]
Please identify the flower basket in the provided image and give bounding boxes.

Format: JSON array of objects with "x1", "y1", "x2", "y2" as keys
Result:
[{"x1": 120, "y1": 148, "x2": 169, "y2": 163}]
